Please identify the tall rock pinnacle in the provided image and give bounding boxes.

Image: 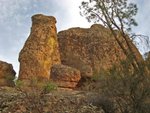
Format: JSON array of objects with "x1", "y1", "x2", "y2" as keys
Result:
[{"x1": 18, "y1": 14, "x2": 61, "y2": 81}]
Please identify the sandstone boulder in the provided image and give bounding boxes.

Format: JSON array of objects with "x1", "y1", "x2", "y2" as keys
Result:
[
  {"x1": 58, "y1": 24, "x2": 143, "y2": 76},
  {"x1": 0, "y1": 61, "x2": 16, "y2": 86},
  {"x1": 18, "y1": 14, "x2": 61, "y2": 80},
  {"x1": 51, "y1": 64, "x2": 81, "y2": 88}
]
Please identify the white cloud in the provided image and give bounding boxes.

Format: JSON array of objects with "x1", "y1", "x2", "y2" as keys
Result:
[
  {"x1": 0, "y1": 0, "x2": 30, "y2": 23},
  {"x1": 133, "y1": 0, "x2": 150, "y2": 53},
  {"x1": 55, "y1": 0, "x2": 92, "y2": 31}
]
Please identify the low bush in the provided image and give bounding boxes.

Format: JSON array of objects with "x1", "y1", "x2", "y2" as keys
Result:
[
  {"x1": 42, "y1": 81, "x2": 57, "y2": 94},
  {"x1": 15, "y1": 78, "x2": 57, "y2": 113},
  {"x1": 99, "y1": 59, "x2": 150, "y2": 113}
]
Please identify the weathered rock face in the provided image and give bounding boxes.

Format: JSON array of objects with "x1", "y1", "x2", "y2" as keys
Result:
[
  {"x1": 58, "y1": 24, "x2": 143, "y2": 76},
  {"x1": 18, "y1": 14, "x2": 61, "y2": 80},
  {"x1": 51, "y1": 64, "x2": 81, "y2": 88},
  {"x1": 0, "y1": 61, "x2": 16, "y2": 86}
]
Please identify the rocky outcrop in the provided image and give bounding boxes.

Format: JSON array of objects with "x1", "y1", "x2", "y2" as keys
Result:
[
  {"x1": 51, "y1": 64, "x2": 81, "y2": 88},
  {"x1": 18, "y1": 14, "x2": 61, "y2": 80},
  {"x1": 18, "y1": 14, "x2": 143, "y2": 88},
  {"x1": 58, "y1": 24, "x2": 143, "y2": 76},
  {"x1": 0, "y1": 61, "x2": 16, "y2": 86}
]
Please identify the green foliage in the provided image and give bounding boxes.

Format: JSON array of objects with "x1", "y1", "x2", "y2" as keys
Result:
[
  {"x1": 43, "y1": 82, "x2": 57, "y2": 94},
  {"x1": 92, "y1": 69, "x2": 109, "y2": 81},
  {"x1": 15, "y1": 80, "x2": 23, "y2": 88},
  {"x1": 79, "y1": 1, "x2": 150, "y2": 112},
  {"x1": 15, "y1": 78, "x2": 57, "y2": 93},
  {"x1": 80, "y1": 0, "x2": 145, "y2": 72},
  {"x1": 100, "y1": 60, "x2": 150, "y2": 113},
  {"x1": 14, "y1": 79, "x2": 58, "y2": 113},
  {"x1": 82, "y1": 57, "x2": 150, "y2": 113},
  {"x1": 80, "y1": 0, "x2": 138, "y2": 33}
]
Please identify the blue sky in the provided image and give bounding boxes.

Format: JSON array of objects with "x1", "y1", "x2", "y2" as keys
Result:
[{"x1": 0, "y1": 0, "x2": 149, "y2": 75}]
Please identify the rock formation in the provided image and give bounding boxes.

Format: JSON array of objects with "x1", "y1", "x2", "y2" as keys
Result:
[
  {"x1": 51, "y1": 64, "x2": 81, "y2": 88},
  {"x1": 18, "y1": 14, "x2": 61, "y2": 80},
  {"x1": 0, "y1": 61, "x2": 16, "y2": 86},
  {"x1": 58, "y1": 24, "x2": 143, "y2": 76},
  {"x1": 18, "y1": 14, "x2": 143, "y2": 89}
]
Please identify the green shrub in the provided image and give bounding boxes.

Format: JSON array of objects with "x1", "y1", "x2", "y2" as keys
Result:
[
  {"x1": 100, "y1": 60, "x2": 150, "y2": 113},
  {"x1": 92, "y1": 69, "x2": 109, "y2": 81},
  {"x1": 15, "y1": 80, "x2": 23, "y2": 88},
  {"x1": 14, "y1": 79, "x2": 58, "y2": 113},
  {"x1": 43, "y1": 82, "x2": 57, "y2": 94}
]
